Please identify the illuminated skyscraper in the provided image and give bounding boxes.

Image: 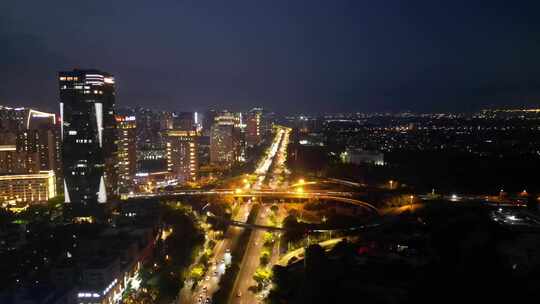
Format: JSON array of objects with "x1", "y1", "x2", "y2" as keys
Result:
[
  {"x1": 116, "y1": 115, "x2": 137, "y2": 192},
  {"x1": 210, "y1": 111, "x2": 242, "y2": 167},
  {"x1": 246, "y1": 107, "x2": 263, "y2": 146},
  {"x1": 59, "y1": 69, "x2": 118, "y2": 213},
  {"x1": 165, "y1": 130, "x2": 199, "y2": 183}
]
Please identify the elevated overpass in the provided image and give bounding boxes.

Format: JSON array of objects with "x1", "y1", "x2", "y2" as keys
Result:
[{"x1": 127, "y1": 189, "x2": 379, "y2": 215}]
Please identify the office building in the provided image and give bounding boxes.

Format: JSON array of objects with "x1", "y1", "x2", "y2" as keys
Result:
[
  {"x1": 0, "y1": 142, "x2": 40, "y2": 175},
  {"x1": 134, "y1": 108, "x2": 166, "y2": 147},
  {"x1": 203, "y1": 109, "x2": 217, "y2": 136},
  {"x1": 0, "y1": 107, "x2": 62, "y2": 202},
  {"x1": 0, "y1": 170, "x2": 56, "y2": 206},
  {"x1": 0, "y1": 107, "x2": 61, "y2": 174},
  {"x1": 165, "y1": 130, "x2": 199, "y2": 183},
  {"x1": 116, "y1": 115, "x2": 137, "y2": 192},
  {"x1": 210, "y1": 111, "x2": 243, "y2": 167},
  {"x1": 59, "y1": 69, "x2": 118, "y2": 212},
  {"x1": 0, "y1": 106, "x2": 28, "y2": 131},
  {"x1": 210, "y1": 113, "x2": 234, "y2": 166},
  {"x1": 173, "y1": 112, "x2": 196, "y2": 131},
  {"x1": 246, "y1": 107, "x2": 263, "y2": 146}
]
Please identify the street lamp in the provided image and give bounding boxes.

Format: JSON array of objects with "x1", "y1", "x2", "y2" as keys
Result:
[
  {"x1": 409, "y1": 195, "x2": 414, "y2": 210},
  {"x1": 389, "y1": 180, "x2": 394, "y2": 189}
]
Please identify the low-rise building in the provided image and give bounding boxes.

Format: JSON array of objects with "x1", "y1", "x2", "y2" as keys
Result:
[
  {"x1": 341, "y1": 149, "x2": 384, "y2": 166},
  {"x1": 0, "y1": 170, "x2": 56, "y2": 207}
]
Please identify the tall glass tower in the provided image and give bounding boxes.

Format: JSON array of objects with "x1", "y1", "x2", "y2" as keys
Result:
[{"x1": 59, "y1": 69, "x2": 117, "y2": 215}]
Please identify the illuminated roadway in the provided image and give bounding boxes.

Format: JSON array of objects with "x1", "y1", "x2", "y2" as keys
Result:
[
  {"x1": 177, "y1": 127, "x2": 287, "y2": 304},
  {"x1": 178, "y1": 197, "x2": 252, "y2": 304},
  {"x1": 128, "y1": 190, "x2": 379, "y2": 217},
  {"x1": 229, "y1": 127, "x2": 288, "y2": 304},
  {"x1": 136, "y1": 126, "x2": 378, "y2": 304},
  {"x1": 276, "y1": 237, "x2": 347, "y2": 266}
]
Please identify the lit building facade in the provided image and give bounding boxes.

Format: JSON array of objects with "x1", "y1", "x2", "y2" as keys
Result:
[
  {"x1": 0, "y1": 106, "x2": 28, "y2": 131},
  {"x1": 210, "y1": 117, "x2": 235, "y2": 166},
  {"x1": 0, "y1": 170, "x2": 56, "y2": 206},
  {"x1": 59, "y1": 69, "x2": 118, "y2": 211},
  {"x1": 0, "y1": 144, "x2": 40, "y2": 174},
  {"x1": 246, "y1": 107, "x2": 263, "y2": 146},
  {"x1": 210, "y1": 111, "x2": 245, "y2": 167},
  {"x1": 165, "y1": 130, "x2": 199, "y2": 183},
  {"x1": 116, "y1": 116, "x2": 137, "y2": 192},
  {"x1": 0, "y1": 107, "x2": 61, "y2": 177}
]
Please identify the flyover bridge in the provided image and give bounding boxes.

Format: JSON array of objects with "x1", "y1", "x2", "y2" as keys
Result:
[
  {"x1": 127, "y1": 189, "x2": 379, "y2": 215},
  {"x1": 208, "y1": 215, "x2": 381, "y2": 232}
]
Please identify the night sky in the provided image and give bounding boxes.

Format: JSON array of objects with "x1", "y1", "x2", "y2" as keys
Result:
[{"x1": 1, "y1": 0, "x2": 540, "y2": 113}]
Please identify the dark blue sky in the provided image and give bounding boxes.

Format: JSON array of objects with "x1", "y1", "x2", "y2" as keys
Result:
[{"x1": 1, "y1": 0, "x2": 540, "y2": 113}]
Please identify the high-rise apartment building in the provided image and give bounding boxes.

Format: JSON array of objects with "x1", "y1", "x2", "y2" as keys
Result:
[
  {"x1": 17, "y1": 111, "x2": 61, "y2": 174},
  {"x1": 0, "y1": 106, "x2": 28, "y2": 131},
  {"x1": 0, "y1": 143, "x2": 39, "y2": 175},
  {"x1": 59, "y1": 69, "x2": 118, "y2": 211},
  {"x1": 0, "y1": 107, "x2": 62, "y2": 191},
  {"x1": 116, "y1": 115, "x2": 137, "y2": 192},
  {"x1": 246, "y1": 107, "x2": 263, "y2": 146},
  {"x1": 165, "y1": 130, "x2": 199, "y2": 183},
  {"x1": 210, "y1": 111, "x2": 241, "y2": 167}
]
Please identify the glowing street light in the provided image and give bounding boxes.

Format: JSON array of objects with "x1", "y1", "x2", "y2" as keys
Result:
[
  {"x1": 298, "y1": 178, "x2": 305, "y2": 185},
  {"x1": 235, "y1": 188, "x2": 243, "y2": 194}
]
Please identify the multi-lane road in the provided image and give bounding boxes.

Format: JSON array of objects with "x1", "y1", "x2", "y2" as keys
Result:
[
  {"x1": 229, "y1": 128, "x2": 290, "y2": 304},
  {"x1": 160, "y1": 126, "x2": 376, "y2": 303},
  {"x1": 228, "y1": 206, "x2": 271, "y2": 304},
  {"x1": 178, "y1": 127, "x2": 289, "y2": 304},
  {"x1": 178, "y1": 201, "x2": 252, "y2": 304}
]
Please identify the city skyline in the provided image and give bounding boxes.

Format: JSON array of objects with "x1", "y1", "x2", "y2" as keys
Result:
[
  {"x1": 3, "y1": 2, "x2": 540, "y2": 304},
  {"x1": 2, "y1": 1, "x2": 540, "y2": 113}
]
